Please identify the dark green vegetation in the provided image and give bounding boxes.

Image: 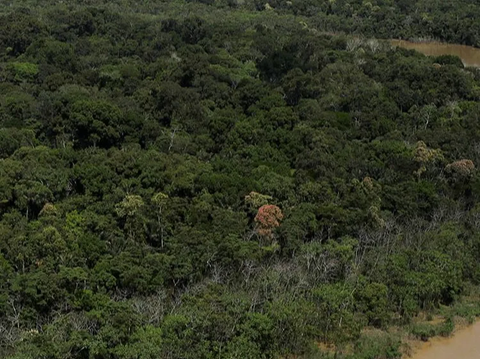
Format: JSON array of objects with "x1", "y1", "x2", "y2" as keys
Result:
[{"x1": 2, "y1": 0, "x2": 480, "y2": 358}]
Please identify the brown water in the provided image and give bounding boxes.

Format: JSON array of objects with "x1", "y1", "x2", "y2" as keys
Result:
[
  {"x1": 391, "y1": 40, "x2": 480, "y2": 67},
  {"x1": 409, "y1": 321, "x2": 480, "y2": 359}
]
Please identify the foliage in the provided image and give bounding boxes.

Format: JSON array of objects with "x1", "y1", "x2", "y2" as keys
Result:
[
  {"x1": 2, "y1": 0, "x2": 480, "y2": 358},
  {"x1": 254, "y1": 204, "x2": 284, "y2": 238}
]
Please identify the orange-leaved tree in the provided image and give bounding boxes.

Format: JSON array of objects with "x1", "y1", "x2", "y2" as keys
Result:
[{"x1": 254, "y1": 204, "x2": 283, "y2": 238}]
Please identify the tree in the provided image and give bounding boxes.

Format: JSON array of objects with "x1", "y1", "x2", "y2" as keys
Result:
[
  {"x1": 245, "y1": 191, "x2": 272, "y2": 210},
  {"x1": 445, "y1": 159, "x2": 475, "y2": 180},
  {"x1": 254, "y1": 204, "x2": 283, "y2": 239},
  {"x1": 0, "y1": 10, "x2": 42, "y2": 56},
  {"x1": 151, "y1": 192, "x2": 169, "y2": 248},
  {"x1": 114, "y1": 326, "x2": 163, "y2": 359},
  {"x1": 68, "y1": 100, "x2": 124, "y2": 148},
  {"x1": 6, "y1": 62, "x2": 39, "y2": 83},
  {"x1": 116, "y1": 194, "x2": 145, "y2": 243},
  {"x1": 413, "y1": 141, "x2": 443, "y2": 179}
]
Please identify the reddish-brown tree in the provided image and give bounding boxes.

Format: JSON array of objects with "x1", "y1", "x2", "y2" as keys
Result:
[{"x1": 254, "y1": 204, "x2": 283, "y2": 238}]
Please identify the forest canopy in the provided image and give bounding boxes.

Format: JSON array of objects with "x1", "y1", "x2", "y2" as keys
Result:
[{"x1": 2, "y1": 0, "x2": 480, "y2": 358}]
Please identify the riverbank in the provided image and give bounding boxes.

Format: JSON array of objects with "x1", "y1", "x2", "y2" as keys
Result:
[
  {"x1": 309, "y1": 292, "x2": 480, "y2": 359},
  {"x1": 390, "y1": 39, "x2": 480, "y2": 67},
  {"x1": 406, "y1": 318, "x2": 480, "y2": 359},
  {"x1": 397, "y1": 294, "x2": 480, "y2": 359}
]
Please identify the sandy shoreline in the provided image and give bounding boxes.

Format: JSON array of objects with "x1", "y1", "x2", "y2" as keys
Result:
[{"x1": 406, "y1": 320, "x2": 480, "y2": 359}]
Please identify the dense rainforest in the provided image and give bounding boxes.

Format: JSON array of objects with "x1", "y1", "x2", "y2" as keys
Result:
[{"x1": 2, "y1": 0, "x2": 480, "y2": 358}]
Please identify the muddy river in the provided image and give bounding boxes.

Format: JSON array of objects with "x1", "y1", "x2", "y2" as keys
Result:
[
  {"x1": 408, "y1": 321, "x2": 480, "y2": 359},
  {"x1": 391, "y1": 40, "x2": 480, "y2": 67}
]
